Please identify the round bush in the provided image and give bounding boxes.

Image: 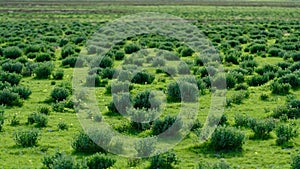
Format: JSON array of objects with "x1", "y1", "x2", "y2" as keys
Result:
[
  {"x1": 0, "y1": 89, "x2": 21, "y2": 106},
  {"x1": 86, "y1": 153, "x2": 116, "y2": 169},
  {"x1": 152, "y1": 116, "x2": 182, "y2": 137},
  {"x1": 36, "y1": 53, "x2": 51, "y2": 62},
  {"x1": 53, "y1": 69, "x2": 64, "y2": 80},
  {"x1": 131, "y1": 71, "x2": 155, "y2": 84},
  {"x1": 99, "y1": 57, "x2": 113, "y2": 68},
  {"x1": 133, "y1": 90, "x2": 161, "y2": 110},
  {"x1": 86, "y1": 74, "x2": 101, "y2": 87},
  {"x1": 108, "y1": 93, "x2": 132, "y2": 114},
  {"x1": 150, "y1": 151, "x2": 177, "y2": 169},
  {"x1": 270, "y1": 81, "x2": 291, "y2": 95},
  {"x1": 292, "y1": 52, "x2": 300, "y2": 62},
  {"x1": 3, "y1": 47, "x2": 22, "y2": 59},
  {"x1": 291, "y1": 153, "x2": 300, "y2": 169},
  {"x1": 11, "y1": 85, "x2": 32, "y2": 99},
  {"x1": 61, "y1": 45, "x2": 75, "y2": 59},
  {"x1": 180, "y1": 47, "x2": 194, "y2": 57},
  {"x1": 1, "y1": 62, "x2": 23, "y2": 74},
  {"x1": 115, "y1": 51, "x2": 125, "y2": 60},
  {"x1": 13, "y1": 129, "x2": 39, "y2": 147},
  {"x1": 0, "y1": 72, "x2": 22, "y2": 86},
  {"x1": 210, "y1": 126, "x2": 245, "y2": 151},
  {"x1": 34, "y1": 62, "x2": 54, "y2": 79},
  {"x1": 276, "y1": 123, "x2": 298, "y2": 146},
  {"x1": 124, "y1": 43, "x2": 140, "y2": 54},
  {"x1": 51, "y1": 87, "x2": 70, "y2": 101}
]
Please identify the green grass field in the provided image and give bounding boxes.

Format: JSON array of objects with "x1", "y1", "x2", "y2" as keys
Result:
[{"x1": 0, "y1": 1, "x2": 300, "y2": 169}]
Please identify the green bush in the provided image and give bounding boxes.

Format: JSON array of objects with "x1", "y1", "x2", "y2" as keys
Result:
[
  {"x1": 101, "y1": 68, "x2": 116, "y2": 79},
  {"x1": 42, "y1": 151, "x2": 77, "y2": 169},
  {"x1": 2, "y1": 61, "x2": 23, "y2": 74},
  {"x1": 273, "y1": 106, "x2": 299, "y2": 119},
  {"x1": 39, "y1": 106, "x2": 51, "y2": 115},
  {"x1": 124, "y1": 43, "x2": 140, "y2": 54},
  {"x1": 134, "y1": 137, "x2": 157, "y2": 157},
  {"x1": 163, "y1": 66, "x2": 177, "y2": 76},
  {"x1": 108, "y1": 93, "x2": 132, "y2": 114},
  {"x1": 51, "y1": 87, "x2": 70, "y2": 101},
  {"x1": 10, "y1": 113, "x2": 20, "y2": 126},
  {"x1": 152, "y1": 57, "x2": 166, "y2": 67},
  {"x1": 250, "y1": 118, "x2": 276, "y2": 139},
  {"x1": 62, "y1": 56, "x2": 84, "y2": 67},
  {"x1": 152, "y1": 116, "x2": 182, "y2": 136},
  {"x1": 0, "y1": 89, "x2": 21, "y2": 106},
  {"x1": 131, "y1": 71, "x2": 155, "y2": 84},
  {"x1": 133, "y1": 90, "x2": 161, "y2": 110},
  {"x1": 36, "y1": 53, "x2": 51, "y2": 62},
  {"x1": 3, "y1": 46, "x2": 22, "y2": 59},
  {"x1": 13, "y1": 129, "x2": 39, "y2": 147},
  {"x1": 235, "y1": 83, "x2": 248, "y2": 91},
  {"x1": 10, "y1": 85, "x2": 31, "y2": 99},
  {"x1": 167, "y1": 81, "x2": 198, "y2": 102},
  {"x1": 278, "y1": 74, "x2": 300, "y2": 88},
  {"x1": 292, "y1": 52, "x2": 300, "y2": 62},
  {"x1": 270, "y1": 81, "x2": 291, "y2": 95},
  {"x1": 210, "y1": 126, "x2": 245, "y2": 151},
  {"x1": 180, "y1": 47, "x2": 194, "y2": 57},
  {"x1": 107, "y1": 80, "x2": 132, "y2": 94},
  {"x1": 61, "y1": 45, "x2": 76, "y2": 59},
  {"x1": 115, "y1": 51, "x2": 125, "y2": 60},
  {"x1": 57, "y1": 121, "x2": 69, "y2": 131},
  {"x1": 27, "y1": 112, "x2": 48, "y2": 127},
  {"x1": 234, "y1": 114, "x2": 255, "y2": 128},
  {"x1": 177, "y1": 61, "x2": 190, "y2": 74},
  {"x1": 117, "y1": 70, "x2": 132, "y2": 82},
  {"x1": 291, "y1": 153, "x2": 300, "y2": 169},
  {"x1": 86, "y1": 74, "x2": 101, "y2": 87},
  {"x1": 0, "y1": 108, "x2": 4, "y2": 132},
  {"x1": 86, "y1": 153, "x2": 116, "y2": 169},
  {"x1": 0, "y1": 71, "x2": 22, "y2": 86},
  {"x1": 53, "y1": 69, "x2": 64, "y2": 80},
  {"x1": 128, "y1": 108, "x2": 157, "y2": 131},
  {"x1": 99, "y1": 57, "x2": 113, "y2": 68},
  {"x1": 150, "y1": 151, "x2": 178, "y2": 169},
  {"x1": 34, "y1": 62, "x2": 54, "y2": 79},
  {"x1": 276, "y1": 123, "x2": 298, "y2": 146},
  {"x1": 250, "y1": 44, "x2": 266, "y2": 54},
  {"x1": 72, "y1": 132, "x2": 104, "y2": 154}
]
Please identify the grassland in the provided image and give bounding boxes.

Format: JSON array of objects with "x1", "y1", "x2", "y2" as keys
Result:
[{"x1": 0, "y1": 1, "x2": 300, "y2": 169}]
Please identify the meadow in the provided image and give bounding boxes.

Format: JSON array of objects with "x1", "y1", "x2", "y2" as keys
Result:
[{"x1": 0, "y1": 1, "x2": 300, "y2": 168}]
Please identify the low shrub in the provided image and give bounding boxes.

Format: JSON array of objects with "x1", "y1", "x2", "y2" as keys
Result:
[
  {"x1": 0, "y1": 109, "x2": 4, "y2": 132},
  {"x1": 0, "y1": 89, "x2": 21, "y2": 106},
  {"x1": 86, "y1": 74, "x2": 101, "y2": 87},
  {"x1": 235, "y1": 83, "x2": 248, "y2": 91},
  {"x1": 210, "y1": 126, "x2": 245, "y2": 151},
  {"x1": 131, "y1": 71, "x2": 155, "y2": 84},
  {"x1": 34, "y1": 62, "x2": 54, "y2": 79},
  {"x1": 291, "y1": 153, "x2": 300, "y2": 169},
  {"x1": 53, "y1": 69, "x2": 64, "y2": 80},
  {"x1": 3, "y1": 46, "x2": 22, "y2": 59},
  {"x1": 0, "y1": 71, "x2": 22, "y2": 86},
  {"x1": 276, "y1": 123, "x2": 298, "y2": 146},
  {"x1": 27, "y1": 112, "x2": 48, "y2": 127},
  {"x1": 292, "y1": 52, "x2": 300, "y2": 62},
  {"x1": 134, "y1": 137, "x2": 157, "y2": 157},
  {"x1": 42, "y1": 151, "x2": 76, "y2": 169},
  {"x1": 124, "y1": 43, "x2": 140, "y2": 54},
  {"x1": 150, "y1": 151, "x2": 178, "y2": 169},
  {"x1": 62, "y1": 56, "x2": 84, "y2": 67},
  {"x1": 38, "y1": 106, "x2": 51, "y2": 115},
  {"x1": 250, "y1": 118, "x2": 276, "y2": 139},
  {"x1": 270, "y1": 81, "x2": 291, "y2": 95},
  {"x1": 72, "y1": 132, "x2": 104, "y2": 154},
  {"x1": 128, "y1": 108, "x2": 157, "y2": 131},
  {"x1": 101, "y1": 68, "x2": 116, "y2": 79},
  {"x1": 152, "y1": 57, "x2": 166, "y2": 67},
  {"x1": 180, "y1": 47, "x2": 194, "y2": 57},
  {"x1": 51, "y1": 87, "x2": 70, "y2": 102},
  {"x1": 163, "y1": 66, "x2": 177, "y2": 76},
  {"x1": 11, "y1": 85, "x2": 32, "y2": 99},
  {"x1": 133, "y1": 90, "x2": 161, "y2": 110},
  {"x1": 152, "y1": 116, "x2": 182, "y2": 136},
  {"x1": 2, "y1": 61, "x2": 23, "y2": 74},
  {"x1": 99, "y1": 57, "x2": 113, "y2": 68},
  {"x1": 278, "y1": 74, "x2": 300, "y2": 88},
  {"x1": 107, "y1": 93, "x2": 132, "y2": 114},
  {"x1": 86, "y1": 153, "x2": 116, "y2": 169},
  {"x1": 107, "y1": 80, "x2": 132, "y2": 94},
  {"x1": 177, "y1": 61, "x2": 190, "y2": 74},
  {"x1": 13, "y1": 129, "x2": 39, "y2": 147},
  {"x1": 61, "y1": 45, "x2": 75, "y2": 59},
  {"x1": 234, "y1": 114, "x2": 255, "y2": 128},
  {"x1": 36, "y1": 53, "x2": 51, "y2": 62},
  {"x1": 57, "y1": 121, "x2": 69, "y2": 131}
]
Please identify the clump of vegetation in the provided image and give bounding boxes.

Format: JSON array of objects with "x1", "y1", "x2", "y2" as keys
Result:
[
  {"x1": 134, "y1": 137, "x2": 157, "y2": 157},
  {"x1": 42, "y1": 151, "x2": 78, "y2": 169},
  {"x1": 86, "y1": 153, "x2": 116, "y2": 169},
  {"x1": 276, "y1": 123, "x2": 298, "y2": 146},
  {"x1": 150, "y1": 151, "x2": 178, "y2": 169},
  {"x1": 3, "y1": 46, "x2": 22, "y2": 59},
  {"x1": 57, "y1": 121, "x2": 69, "y2": 131},
  {"x1": 27, "y1": 112, "x2": 48, "y2": 127},
  {"x1": 34, "y1": 62, "x2": 54, "y2": 79},
  {"x1": 13, "y1": 129, "x2": 39, "y2": 147},
  {"x1": 0, "y1": 108, "x2": 4, "y2": 132},
  {"x1": 51, "y1": 86, "x2": 70, "y2": 102},
  {"x1": 131, "y1": 71, "x2": 155, "y2": 84}
]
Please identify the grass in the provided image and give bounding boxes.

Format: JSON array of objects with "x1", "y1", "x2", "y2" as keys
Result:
[{"x1": 0, "y1": 1, "x2": 300, "y2": 169}]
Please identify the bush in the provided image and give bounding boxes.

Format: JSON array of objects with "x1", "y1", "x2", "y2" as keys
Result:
[
  {"x1": 39, "y1": 106, "x2": 51, "y2": 115},
  {"x1": 152, "y1": 57, "x2": 166, "y2": 67},
  {"x1": 177, "y1": 61, "x2": 190, "y2": 74},
  {"x1": 117, "y1": 70, "x2": 132, "y2": 82},
  {"x1": 53, "y1": 69, "x2": 64, "y2": 80},
  {"x1": 0, "y1": 109, "x2": 4, "y2": 132},
  {"x1": 273, "y1": 106, "x2": 299, "y2": 119},
  {"x1": 34, "y1": 62, "x2": 54, "y2": 79},
  {"x1": 0, "y1": 71, "x2": 22, "y2": 86},
  {"x1": 62, "y1": 56, "x2": 84, "y2": 67},
  {"x1": 278, "y1": 74, "x2": 300, "y2": 88},
  {"x1": 72, "y1": 132, "x2": 104, "y2": 154},
  {"x1": 115, "y1": 51, "x2": 125, "y2": 60},
  {"x1": 250, "y1": 44, "x2": 266, "y2": 54},
  {"x1": 11, "y1": 85, "x2": 32, "y2": 99},
  {"x1": 235, "y1": 83, "x2": 248, "y2": 91},
  {"x1": 167, "y1": 81, "x2": 198, "y2": 102},
  {"x1": 86, "y1": 153, "x2": 116, "y2": 169},
  {"x1": 180, "y1": 47, "x2": 194, "y2": 57},
  {"x1": 0, "y1": 89, "x2": 21, "y2": 106},
  {"x1": 57, "y1": 121, "x2": 69, "y2": 131},
  {"x1": 234, "y1": 114, "x2": 255, "y2": 128},
  {"x1": 134, "y1": 137, "x2": 157, "y2": 157},
  {"x1": 226, "y1": 74, "x2": 237, "y2": 89},
  {"x1": 131, "y1": 71, "x2": 155, "y2": 84},
  {"x1": 270, "y1": 81, "x2": 291, "y2": 95},
  {"x1": 152, "y1": 116, "x2": 182, "y2": 136},
  {"x1": 42, "y1": 151, "x2": 76, "y2": 169},
  {"x1": 61, "y1": 45, "x2": 75, "y2": 59},
  {"x1": 150, "y1": 151, "x2": 178, "y2": 169},
  {"x1": 133, "y1": 90, "x2": 161, "y2": 110},
  {"x1": 36, "y1": 53, "x2": 51, "y2": 62},
  {"x1": 86, "y1": 74, "x2": 101, "y2": 87},
  {"x1": 124, "y1": 43, "x2": 140, "y2": 54},
  {"x1": 3, "y1": 46, "x2": 22, "y2": 59},
  {"x1": 101, "y1": 68, "x2": 116, "y2": 79},
  {"x1": 247, "y1": 75, "x2": 268, "y2": 86},
  {"x1": 108, "y1": 93, "x2": 132, "y2": 114},
  {"x1": 292, "y1": 52, "x2": 300, "y2": 62},
  {"x1": 27, "y1": 112, "x2": 48, "y2": 127},
  {"x1": 291, "y1": 153, "x2": 300, "y2": 169},
  {"x1": 51, "y1": 87, "x2": 70, "y2": 101},
  {"x1": 2, "y1": 61, "x2": 23, "y2": 74},
  {"x1": 99, "y1": 57, "x2": 113, "y2": 68},
  {"x1": 14, "y1": 129, "x2": 39, "y2": 147},
  {"x1": 260, "y1": 93, "x2": 269, "y2": 101},
  {"x1": 276, "y1": 123, "x2": 298, "y2": 146},
  {"x1": 213, "y1": 74, "x2": 226, "y2": 89},
  {"x1": 268, "y1": 47, "x2": 283, "y2": 57},
  {"x1": 210, "y1": 126, "x2": 245, "y2": 151},
  {"x1": 250, "y1": 118, "x2": 276, "y2": 139}
]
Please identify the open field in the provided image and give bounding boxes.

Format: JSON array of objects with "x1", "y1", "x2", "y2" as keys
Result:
[{"x1": 0, "y1": 1, "x2": 300, "y2": 169}]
